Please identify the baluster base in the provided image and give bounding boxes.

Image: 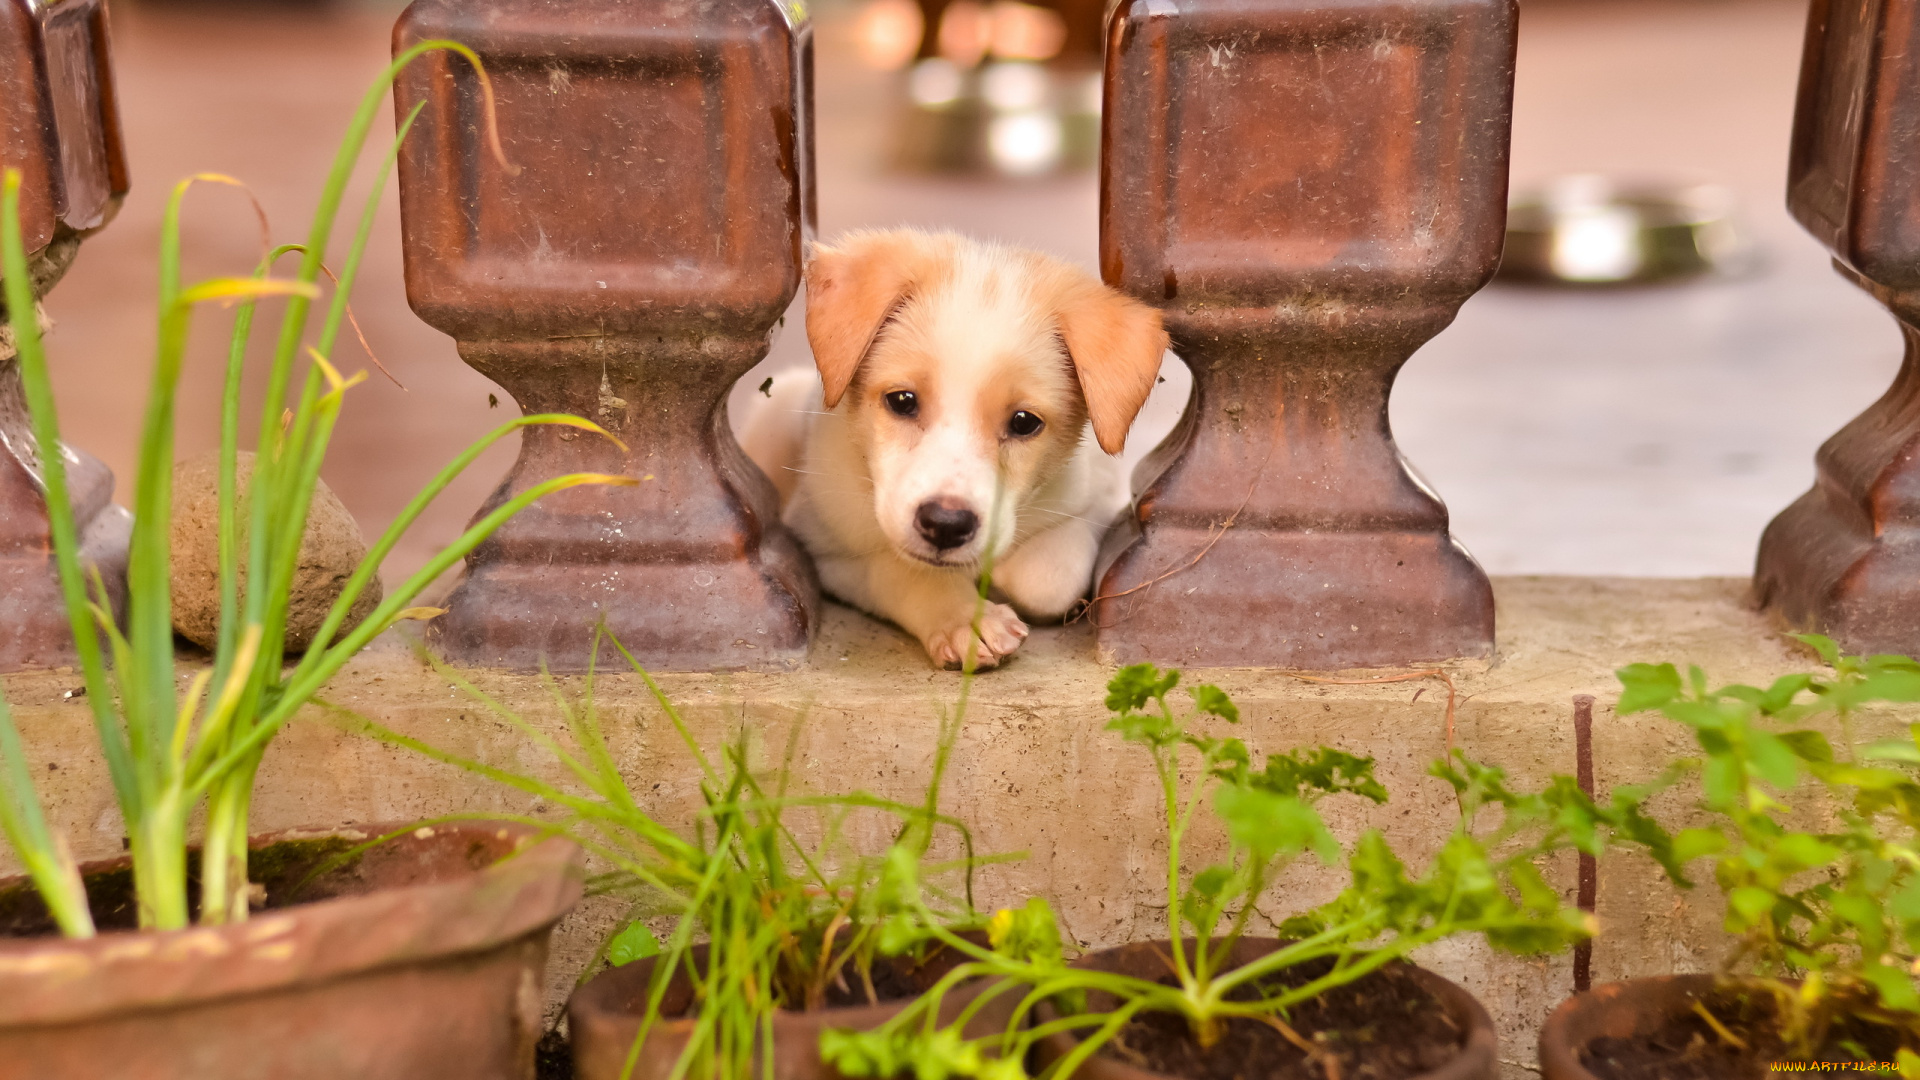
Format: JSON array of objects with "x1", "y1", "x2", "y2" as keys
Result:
[
  {"x1": 1753, "y1": 488, "x2": 1920, "y2": 656},
  {"x1": 425, "y1": 337, "x2": 818, "y2": 673},
  {"x1": 1754, "y1": 300, "x2": 1920, "y2": 654},
  {"x1": 1094, "y1": 520, "x2": 1493, "y2": 669},
  {"x1": 0, "y1": 436, "x2": 129, "y2": 671},
  {"x1": 429, "y1": 544, "x2": 815, "y2": 673}
]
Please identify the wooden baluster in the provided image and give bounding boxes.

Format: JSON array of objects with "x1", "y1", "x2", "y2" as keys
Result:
[
  {"x1": 1755, "y1": 0, "x2": 1920, "y2": 653},
  {"x1": 394, "y1": 0, "x2": 818, "y2": 671},
  {"x1": 0, "y1": 0, "x2": 129, "y2": 670},
  {"x1": 1093, "y1": 0, "x2": 1514, "y2": 668}
]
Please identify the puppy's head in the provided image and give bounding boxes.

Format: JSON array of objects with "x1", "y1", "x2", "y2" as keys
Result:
[{"x1": 806, "y1": 229, "x2": 1166, "y2": 569}]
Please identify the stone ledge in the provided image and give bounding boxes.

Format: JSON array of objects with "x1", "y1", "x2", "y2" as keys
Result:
[{"x1": 3, "y1": 576, "x2": 1885, "y2": 1075}]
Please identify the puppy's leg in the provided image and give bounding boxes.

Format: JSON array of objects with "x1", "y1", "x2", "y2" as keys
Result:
[
  {"x1": 814, "y1": 553, "x2": 1028, "y2": 669},
  {"x1": 993, "y1": 518, "x2": 1104, "y2": 622}
]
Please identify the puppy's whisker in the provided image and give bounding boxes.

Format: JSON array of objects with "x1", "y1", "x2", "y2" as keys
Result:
[
  {"x1": 1027, "y1": 506, "x2": 1105, "y2": 526},
  {"x1": 780, "y1": 467, "x2": 875, "y2": 488}
]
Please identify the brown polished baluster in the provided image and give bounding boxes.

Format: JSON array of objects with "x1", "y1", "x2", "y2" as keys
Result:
[
  {"x1": 1092, "y1": 0, "x2": 1513, "y2": 668},
  {"x1": 1755, "y1": 0, "x2": 1920, "y2": 652},
  {"x1": 0, "y1": 0, "x2": 129, "y2": 671},
  {"x1": 394, "y1": 0, "x2": 817, "y2": 672}
]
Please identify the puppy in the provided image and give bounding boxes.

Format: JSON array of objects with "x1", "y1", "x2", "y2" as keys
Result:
[{"x1": 739, "y1": 229, "x2": 1167, "y2": 669}]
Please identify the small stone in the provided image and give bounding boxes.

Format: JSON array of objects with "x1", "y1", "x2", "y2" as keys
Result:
[{"x1": 169, "y1": 450, "x2": 382, "y2": 653}]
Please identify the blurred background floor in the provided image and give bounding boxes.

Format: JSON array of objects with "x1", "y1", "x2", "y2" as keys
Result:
[{"x1": 38, "y1": 0, "x2": 1892, "y2": 588}]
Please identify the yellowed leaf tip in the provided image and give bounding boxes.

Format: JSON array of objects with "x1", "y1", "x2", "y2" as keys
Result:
[
  {"x1": 546, "y1": 415, "x2": 629, "y2": 454},
  {"x1": 180, "y1": 277, "x2": 322, "y2": 306},
  {"x1": 563, "y1": 473, "x2": 641, "y2": 489},
  {"x1": 305, "y1": 347, "x2": 368, "y2": 395}
]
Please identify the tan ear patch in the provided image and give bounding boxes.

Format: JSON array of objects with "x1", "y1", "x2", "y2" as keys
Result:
[
  {"x1": 1048, "y1": 271, "x2": 1167, "y2": 455},
  {"x1": 805, "y1": 230, "x2": 959, "y2": 409}
]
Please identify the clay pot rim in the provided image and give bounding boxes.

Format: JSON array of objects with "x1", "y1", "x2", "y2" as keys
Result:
[
  {"x1": 571, "y1": 931, "x2": 995, "y2": 1036},
  {"x1": 0, "y1": 819, "x2": 582, "y2": 1029},
  {"x1": 1032, "y1": 937, "x2": 1499, "y2": 1080},
  {"x1": 568, "y1": 933, "x2": 1017, "y2": 1080},
  {"x1": 1537, "y1": 973, "x2": 1736, "y2": 1080}
]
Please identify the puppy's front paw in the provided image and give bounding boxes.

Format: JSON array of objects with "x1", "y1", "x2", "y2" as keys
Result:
[{"x1": 924, "y1": 603, "x2": 1029, "y2": 670}]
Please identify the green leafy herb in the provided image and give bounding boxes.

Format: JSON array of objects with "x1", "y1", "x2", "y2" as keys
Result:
[
  {"x1": 821, "y1": 665, "x2": 1665, "y2": 1078},
  {"x1": 1618, "y1": 635, "x2": 1920, "y2": 1056}
]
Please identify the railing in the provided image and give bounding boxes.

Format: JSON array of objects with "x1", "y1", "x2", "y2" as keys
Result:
[
  {"x1": 0, "y1": 0, "x2": 1913, "y2": 672},
  {"x1": 1753, "y1": 0, "x2": 1920, "y2": 655},
  {"x1": 392, "y1": 0, "x2": 818, "y2": 672},
  {"x1": 0, "y1": 0, "x2": 128, "y2": 670}
]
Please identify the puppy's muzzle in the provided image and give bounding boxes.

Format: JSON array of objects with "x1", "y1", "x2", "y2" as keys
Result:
[{"x1": 914, "y1": 499, "x2": 979, "y2": 552}]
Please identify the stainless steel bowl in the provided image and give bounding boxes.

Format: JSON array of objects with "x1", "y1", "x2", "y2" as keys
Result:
[{"x1": 1499, "y1": 175, "x2": 1750, "y2": 286}]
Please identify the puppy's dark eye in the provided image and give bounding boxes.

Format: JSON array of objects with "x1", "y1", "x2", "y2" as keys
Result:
[
  {"x1": 1007, "y1": 410, "x2": 1044, "y2": 438},
  {"x1": 884, "y1": 390, "x2": 918, "y2": 418}
]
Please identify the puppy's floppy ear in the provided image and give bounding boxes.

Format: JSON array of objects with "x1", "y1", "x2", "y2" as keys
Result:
[
  {"x1": 805, "y1": 230, "x2": 953, "y2": 409},
  {"x1": 1052, "y1": 275, "x2": 1168, "y2": 455}
]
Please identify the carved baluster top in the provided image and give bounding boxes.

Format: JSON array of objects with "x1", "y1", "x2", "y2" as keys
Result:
[
  {"x1": 395, "y1": 0, "x2": 814, "y2": 341},
  {"x1": 1790, "y1": 0, "x2": 1920, "y2": 288},
  {"x1": 1102, "y1": 0, "x2": 1515, "y2": 337},
  {"x1": 0, "y1": 0, "x2": 127, "y2": 260}
]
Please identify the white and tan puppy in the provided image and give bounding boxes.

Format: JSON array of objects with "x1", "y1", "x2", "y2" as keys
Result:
[{"x1": 739, "y1": 229, "x2": 1166, "y2": 669}]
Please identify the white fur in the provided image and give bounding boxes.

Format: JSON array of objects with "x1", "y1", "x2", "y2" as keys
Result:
[{"x1": 739, "y1": 232, "x2": 1157, "y2": 670}]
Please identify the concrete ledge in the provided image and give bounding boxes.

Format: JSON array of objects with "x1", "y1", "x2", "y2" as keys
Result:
[{"x1": 4, "y1": 576, "x2": 1890, "y2": 1074}]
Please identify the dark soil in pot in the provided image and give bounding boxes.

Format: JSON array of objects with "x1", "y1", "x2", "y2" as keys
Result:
[
  {"x1": 1542, "y1": 975, "x2": 1918, "y2": 1080},
  {"x1": 1107, "y1": 959, "x2": 1469, "y2": 1080},
  {"x1": 1035, "y1": 938, "x2": 1498, "y2": 1080},
  {"x1": 0, "y1": 830, "x2": 402, "y2": 932},
  {"x1": 567, "y1": 932, "x2": 1015, "y2": 1080},
  {"x1": 537, "y1": 1028, "x2": 575, "y2": 1080}
]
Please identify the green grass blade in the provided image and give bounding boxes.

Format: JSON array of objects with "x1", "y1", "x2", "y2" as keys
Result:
[
  {"x1": 292, "y1": 413, "x2": 623, "y2": 678},
  {"x1": 198, "y1": 470, "x2": 637, "y2": 788},
  {"x1": 236, "y1": 101, "x2": 425, "y2": 676},
  {"x1": 0, "y1": 171, "x2": 134, "y2": 814},
  {"x1": 129, "y1": 177, "x2": 219, "y2": 793},
  {"x1": 237, "y1": 40, "x2": 494, "y2": 664},
  {"x1": 257, "y1": 361, "x2": 344, "y2": 670},
  {"x1": 312, "y1": 101, "x2": 423, "y2": 364},
  {"x1": 0, "y1": 696, "x2": 93, "y2": 936},
  {"x1": 213, "y1": 243, "x2": 306, "y2": 681},
  {"x1": 256, "y1": 39, "x2": 500, "y2": 470}
]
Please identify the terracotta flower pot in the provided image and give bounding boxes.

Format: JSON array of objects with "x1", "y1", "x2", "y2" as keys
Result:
[
  {"x1": 1534, "y1": 974, "x2": 1910, "y2": 1080},
  {"x1": 1033, "y1": 938, "x2": 1499, "y2": 1080},
  {"x1": 1538, "y1": 975, "x2": 1719, "y2": 1080},
  {"x1": 568, "y1": 934, "x2": 1016, "y2": 1080},
  {"x1": 0, "y1": 820, "x2": 582, "y2": 1080}
]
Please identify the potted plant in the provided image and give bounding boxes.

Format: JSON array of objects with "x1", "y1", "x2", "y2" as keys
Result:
[
  {"x1": 822, "y1": 664, "x2": 1682, "y2": 1080},
  {"x1": 1538, "y1": 637, "x2": 1920, "y2": 1079},
  {"x1": 343, "y1": 629, "x2": 1017, "y2": 1080},
  {"x1": 0, "y1": 43, "x2": 629, "y2": 1079}
]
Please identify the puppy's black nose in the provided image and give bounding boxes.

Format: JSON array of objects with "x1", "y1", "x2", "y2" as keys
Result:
[{"x1": 915, "y1": 499, "x2": 979, "y2": 551}]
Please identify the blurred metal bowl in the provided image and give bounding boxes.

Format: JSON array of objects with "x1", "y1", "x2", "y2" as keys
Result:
[
  {"x1": 890, "y1": 59, "x2": 1100, "y2": 176},
  {"x1": 1499, "y1": 175, "x2": 1750, "y2": 286}
]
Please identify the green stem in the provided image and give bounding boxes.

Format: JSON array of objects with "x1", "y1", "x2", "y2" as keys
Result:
[
  {"x1": 199, "y1": 758, "x2": 260, "y2": 925},
  {"x1": 1160, "y1": 739, "x2": 1196, "y2": 986},
  {"x1": 130, "y1": 797, "x2": 190, "y2": 931},
  {"x1": 0, "y1": 695, "x2": 93, "y2": 936}
]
